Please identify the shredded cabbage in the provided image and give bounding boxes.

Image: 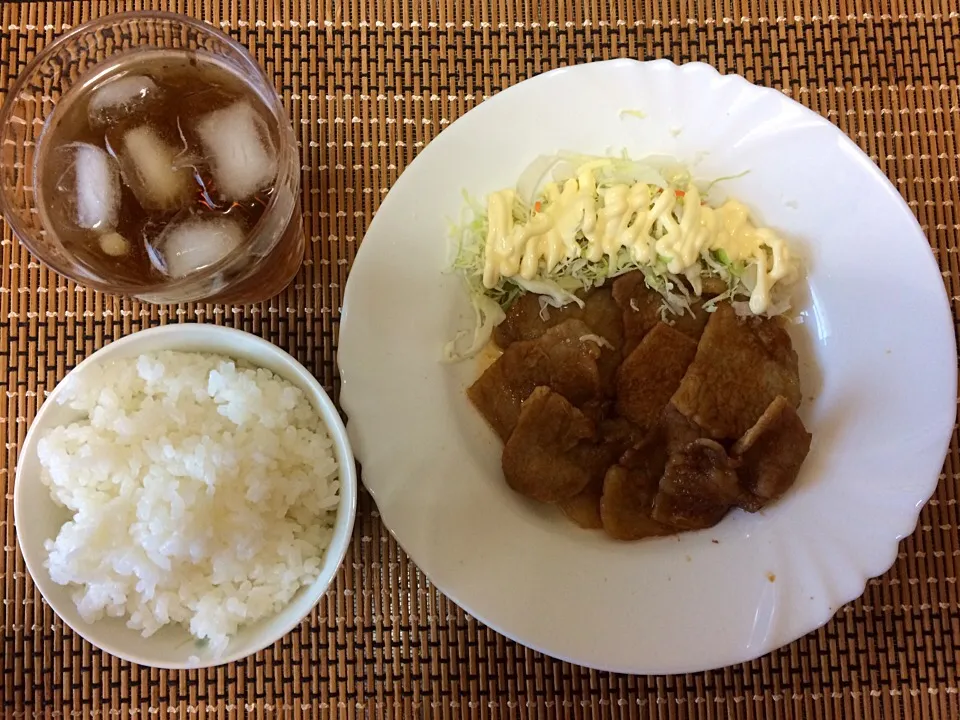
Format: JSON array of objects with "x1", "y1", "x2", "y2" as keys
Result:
[
  {"x1": 442, "y1": 287, "x2": 505, "y2": 362},
  {"x1": 445, "y1": 151, "x2": 792, "y2": 361},
  {"x1": 579, "y1": 333, "x2": 615, "y2": 350}
]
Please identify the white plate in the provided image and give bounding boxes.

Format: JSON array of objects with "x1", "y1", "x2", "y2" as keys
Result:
[{"x1": 338, "y1": 59, "x2": 956, "y2": 674}]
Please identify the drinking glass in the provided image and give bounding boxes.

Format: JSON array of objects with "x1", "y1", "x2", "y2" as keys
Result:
[{"x1": 0, "y1": 11, "x2": 303, "y2": 304}]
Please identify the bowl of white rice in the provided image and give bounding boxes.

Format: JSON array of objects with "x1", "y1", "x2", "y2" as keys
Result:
[{"x1": 13, "y1": 323, "x2": 357, "y2": 668}]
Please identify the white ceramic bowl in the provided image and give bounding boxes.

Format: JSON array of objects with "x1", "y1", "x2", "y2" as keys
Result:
[{"x1": 14, "y1": 323, "x2": 357, "y2": 669}]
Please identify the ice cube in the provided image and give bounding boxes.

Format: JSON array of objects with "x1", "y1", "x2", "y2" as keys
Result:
[
  {"x1": 98, "y1": 231, "x2": 129, "y2": 257},
  {"x1": 73, "y1": 143, "x2": 119, "y2": 231},
  {"x1": 117, "y1": 125, "x2": 191, "y2": 212},
  {"x1": 196, "y1": 101, "x2": 278, "y2": 202},
  {"x1": 150, "y1": 216, "x2": 243, "y2": 278},
  {"x1": 88, "y1": 74, "x2": 159, "y2": 126}
]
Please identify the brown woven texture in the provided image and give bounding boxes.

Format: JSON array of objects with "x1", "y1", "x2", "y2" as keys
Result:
[{"x1": 2, "y1": 0, "x2": 959, "y2": 717}]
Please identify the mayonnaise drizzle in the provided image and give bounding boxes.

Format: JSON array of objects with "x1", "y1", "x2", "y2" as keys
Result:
[{"x1": 482, "y1": 165, "x2": 796, "y2": 314}]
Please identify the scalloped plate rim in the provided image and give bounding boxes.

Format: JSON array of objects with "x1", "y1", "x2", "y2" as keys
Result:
[{"x1": 338, "y1": 58, "x2": 957, "y2": 674}]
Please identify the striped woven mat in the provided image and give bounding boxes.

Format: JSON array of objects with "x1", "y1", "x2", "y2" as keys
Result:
[{"x1": 3, "y1": 1, "x2": 959, "y2": 718}]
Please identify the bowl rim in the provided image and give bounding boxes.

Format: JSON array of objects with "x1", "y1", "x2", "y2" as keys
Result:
[{"x1": 12, "y1": 322, "x2": 358, "y2": 668}]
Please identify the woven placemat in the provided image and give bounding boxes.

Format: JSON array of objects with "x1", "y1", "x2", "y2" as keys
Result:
[{"x1": 3, "y1": 0, "x2": 958, "y2": 717}]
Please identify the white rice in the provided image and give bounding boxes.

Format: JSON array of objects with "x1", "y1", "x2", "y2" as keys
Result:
[{"x1": 37, "y1": 351, "x2": 340, "y2": 657}]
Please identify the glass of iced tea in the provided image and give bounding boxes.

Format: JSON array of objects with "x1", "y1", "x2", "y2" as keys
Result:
[{"x1": 0, "y1": 12, "x2": 303, "y2": 304}]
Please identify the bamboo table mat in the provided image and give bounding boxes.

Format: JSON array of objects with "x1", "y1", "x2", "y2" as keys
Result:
[{"x1": 3, "y1": 1, "x2": 959, "y2": 718}]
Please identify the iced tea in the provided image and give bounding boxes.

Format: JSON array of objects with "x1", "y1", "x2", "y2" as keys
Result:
[{"x1": 2, "y1": 15, "x2": 303, "y2": 304}]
